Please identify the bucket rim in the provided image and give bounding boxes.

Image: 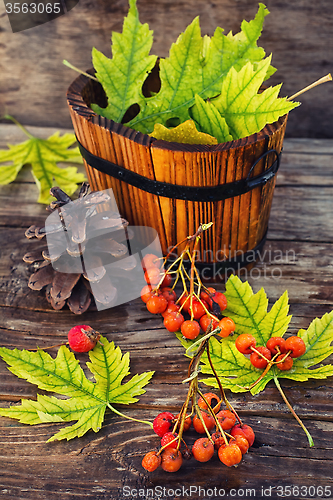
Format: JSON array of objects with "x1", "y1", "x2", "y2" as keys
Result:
[{"x1": 67, "y1": 71, "x2": 288, "y2": 153}]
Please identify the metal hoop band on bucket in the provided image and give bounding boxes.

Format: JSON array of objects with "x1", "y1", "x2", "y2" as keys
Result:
[{"x1": 77, "y1": 140, "x2": 281, "y2": 202}]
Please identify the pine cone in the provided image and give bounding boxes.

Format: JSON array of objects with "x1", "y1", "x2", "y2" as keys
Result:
[{"x1": 23, "y1": 183, "x2": 134, "y2": 314}]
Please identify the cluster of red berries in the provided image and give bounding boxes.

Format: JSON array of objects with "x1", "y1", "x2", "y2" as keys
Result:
[
  {"x1": 142, "y1": 392, "x2": 255, "y2": 472},
  {"x1": 141, "y1": 253, "x2": 235, "y2": 340},
  {"x1": 235, "y1": 333, "x2": 306, "y2": 371}
]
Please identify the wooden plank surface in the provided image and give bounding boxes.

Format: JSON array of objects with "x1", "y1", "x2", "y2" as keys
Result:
[
  {"x1": 1, "y1": 0, "x2": 333, "y2": 138},
  {"x1": 0, "y1": 125, "x2": 333, "y2": 499}
]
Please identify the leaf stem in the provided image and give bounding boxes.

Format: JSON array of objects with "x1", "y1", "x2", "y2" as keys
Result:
[
  {"x1": 106, "y1": 403, "x2": 153, "y2": 429},
  {"x1": 287, "y1": 73, "x2": 332, "y2": 101},
  {"x1": 2, "y1": 115, "x2": 35, "y2": 139},
  {"x1": 63, "y1": 60, "x2": 99, "y2": 82},
  {"x1": 273, "y1": 375, "x2": 314, "y2": 447}
]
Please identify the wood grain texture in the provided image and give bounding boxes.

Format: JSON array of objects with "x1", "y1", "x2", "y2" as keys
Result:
[
  {"x1": 1, "y1": 0, "x2": 333, "y2": 137},
  {"x1": 0, "y1": 125, "x2": 333, "y2": 498}
]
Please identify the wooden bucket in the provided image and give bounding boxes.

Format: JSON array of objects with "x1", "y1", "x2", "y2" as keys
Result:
[{"x1": 67, "y1": 73, "x2": 288, "y2": 277}]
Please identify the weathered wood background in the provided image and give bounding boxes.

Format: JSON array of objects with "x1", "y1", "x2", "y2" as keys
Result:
[{"x1": 0, "y1": 0, "x2": 332, "y2": 137}]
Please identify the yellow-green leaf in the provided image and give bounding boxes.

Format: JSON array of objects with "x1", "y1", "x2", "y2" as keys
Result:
[
  {"x1": 37, "y1": 410, "x2": 65, "y2": 423},
  {"x1": 211, "y1": 57, "x2": 300, "y2": 139},
  {"x1": 195, "y1": 275, "x2": 333, "y2": 395},
  {"x1": 278, "y1": 311, "x2": 333, "y2": 382},
  {"x1": 91, "y1": 0, "x2": 157, "y2": 122},
  {"x1": 191, "y1": 95, "x2": 233, "y2": 144},
  {"x1": 224, "y1": 276, "x2": 291, "y2": 345},
  {"x1": 150, "y1": 120, "x2": 217, "y2": 145},
  {"x1": 0, "y1": 337, "x2": 154, "y2": 441},
  {"x1": 0, "y1": 127, "x2": 85, "y2": 204}
]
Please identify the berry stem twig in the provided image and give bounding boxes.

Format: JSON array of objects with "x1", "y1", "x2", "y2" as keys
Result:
[
  {"x1": 206, "y1": 341, "x2": 242, "y2": 426},
  {"x1": 189, "y1": 235, "x2": 200, "y2": 320},
  {"x1": 185, "y1": 338, "x2": 216, "y2": 442},
  {"x1": 273, "y1": 375, "x2": 314, "y2": 447},
  {"x1": 196, "y1": 388, "x2": 228, "y2": 445},
  {"x1": 184, "y1": 328, "x2": 239, "y2": 446},
  {"x1": 172, "y1": 381, "x2": 194, "y2": 449},
  {"x1": 237, "y1": 350, "x2": 292, "y2": 392}
]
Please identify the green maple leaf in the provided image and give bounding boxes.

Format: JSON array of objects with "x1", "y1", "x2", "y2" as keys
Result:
[
  {"x1": 0, "y1": 119, "x2": 85, "y2": 204},
  {"x1": 191, "y1": 95, "x2": 233, "y2": 144},
  {"x1": 128, "y1": 15, "x2": 206, "y2": 133},
  {"x1": 0, "y1": 336, "x2": 154, "y2": 442},
  {"x1": 92, "y1": 1, "x2": 275, "y2": 139},
  {"x1": 129, "y1": 3, "x2": 273, "y2": 134},
  {"x1": 91, "y1": 0, "x2": 157, "y2": 123},
  {"x1": 212, "y1": 3, "x2": 276, "y2": 79},
  {"x1": 177, "y1": 275, "x2": 333, "y2": 446},
  {"x1": 197, "y1": 275, "x2": 333, "y2": 396},
  {"x1": 207, "y1": 57, "x2": 299, "y2": 139}
]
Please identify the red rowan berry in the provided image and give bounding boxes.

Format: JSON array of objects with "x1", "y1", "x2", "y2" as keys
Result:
[
  {"x1": 216, "y1": 410, "x2": 236, "y2": 430},
  {"x1": 200, "y1": 287, "x2": 216, "y2": 308},
  {"x1": 142, "y1": 451, "x2": 161, "y2": 472},
  {"x1": 192, "y1": 438, "x2": 214, "y2": 462},
  {"x1": 232, "y1": 435, "x2": 249, "y2": 454},
  {"x1": 174, "y1": 413, "x2": 192, "y2": 432},
  {"x1": 218, "y1": 317, "x2": 236, "y2": 338},
  {"x1": 164, "y1": 311, "x2": 184, "y2": 332},
  {"x1": 161, "y1": 287, "x2": 177, "y2": 302},
  {"x1": 230, "y1": 424, "x2": 255, "y2": 446},
  {"x1": 193, "y1": 412, "x2": 215, "y2": 434},
  {"x1": 161, "y1": 449, "x2": 182, "y2": 472},
  {"x1": 153, "y1": 411, "x2": 175, "y2": 437},
  {"x1": 161, "y1": 432, "x2": 178, "y2": 450},
  {"x1": 181, "y1": 320, "x2": 200, "y2": 340},
  {"x1": 198, "y1": 393, "x2": 221, "y2": 413},
  {"x1": 199, "y1": 314, "x2": 219, "y2": 333},
  {"x1": 146, "y1": 295, "x2": 168, "y2": 314},
  {"x1": 178, "y1": 293, "x2": 190, "y2": 312},
  {"x1": 285, "y1": 336, "x2": 306, "y2": 358},
  {"x1": 140, "y1": 284, "x2": 154, "y2": 303},
  {"x1": 160, "y1": 272, "x2": 172, "y2": 288},
  {"x1": 211, "y1": 291, "x2": 227, "y2": 312},
  {"x1": 235, "y1": 333, "x2": 256, "y2": 355},
  {"x1": 144, "y1": 267, "x2": 162, "y2": 286},
  {"x1": 141, "y1": 253, "x2": 160, "y2": 271},
  {"x1": 67, "y1": 325, "x2": 100, "y2": 353},
  {"x1": 211, "y1": 432, "x2": 226, "y2": 449},
  {"x1": 188, "y1": 299, "x2": 207, "y2": 320},
  {"x1": 266, "y1": 336, "x2": 286, "y2": 356},
  {"x1": 250, "y1": 346, "x2": 272, "y2": 369},
  {"x1": 218, "y1": 442, "x2": 242, "y2": 466},
  {"x1": 161, "y1": 302, "x2": 180, "y2": 318},
  {"x1": 275, "y1": 354, "x2": 293, "y2": 370}
]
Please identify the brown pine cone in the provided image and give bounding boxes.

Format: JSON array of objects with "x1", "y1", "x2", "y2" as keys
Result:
[{"x1": 23, "y1": 183, "x2": 133, "y2": 314}]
